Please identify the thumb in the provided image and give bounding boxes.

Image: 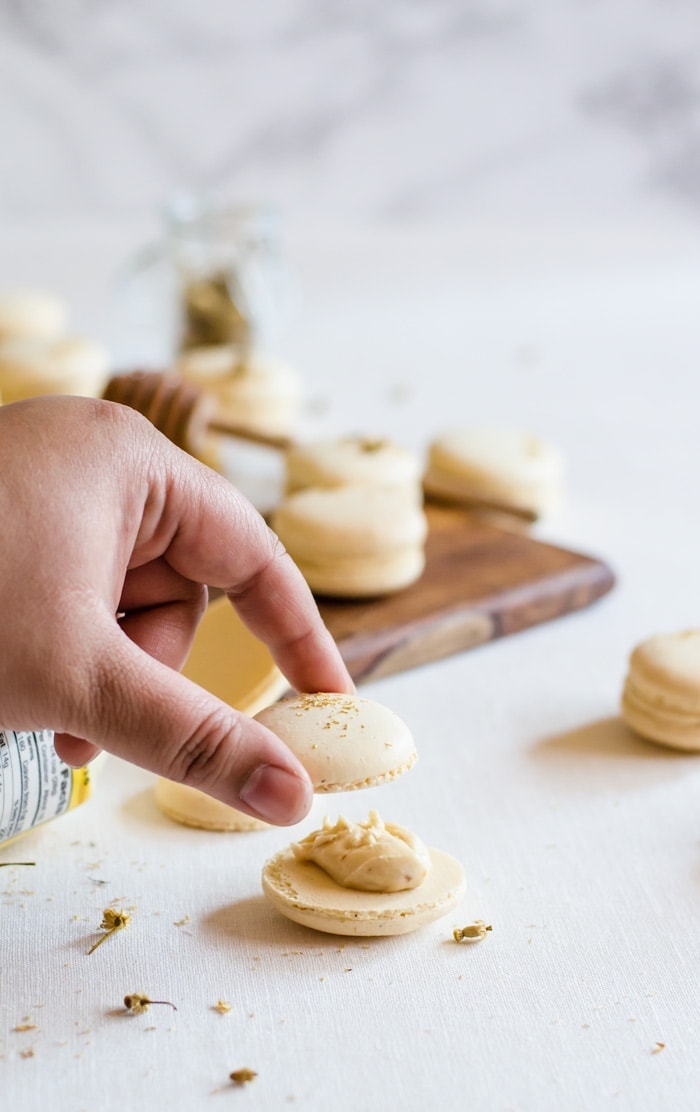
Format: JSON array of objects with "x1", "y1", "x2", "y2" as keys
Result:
[{"x1": 53, "y1": 629, "x2": 313, "y2": 826}]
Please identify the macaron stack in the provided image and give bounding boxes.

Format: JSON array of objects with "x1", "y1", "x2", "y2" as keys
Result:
[{"x1": 0, "y1": 288, "x2": 109, "y2": 403}]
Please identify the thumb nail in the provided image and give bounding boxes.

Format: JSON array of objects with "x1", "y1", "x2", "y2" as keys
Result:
[{"x1": 239, "y1": 764, "x2": 312, "y2": 825}]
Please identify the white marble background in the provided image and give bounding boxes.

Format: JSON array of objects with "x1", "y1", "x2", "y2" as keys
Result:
[{"x1": 2, "y1": 0, "x2": 700, "y2": 229}]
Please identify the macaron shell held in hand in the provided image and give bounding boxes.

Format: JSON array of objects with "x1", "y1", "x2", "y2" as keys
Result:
[
  {"x1": 253, "y1": 693, "x2": 418, "y2": 791},
  {"x1": 621, "y1": 630, "x2": 700, "y2": 751},
  {"x1": 261, "y1": 844, "x2": 466, "y2": 936}
]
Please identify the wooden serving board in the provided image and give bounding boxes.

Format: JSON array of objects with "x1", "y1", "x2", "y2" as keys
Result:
[{"x1": 316, "y1": 504, "x2": 615, "y2": 684}]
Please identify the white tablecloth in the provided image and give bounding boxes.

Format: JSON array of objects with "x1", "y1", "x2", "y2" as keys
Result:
[{"x1": 2, "y1": 221, "x2": 700, "y2": 1111}]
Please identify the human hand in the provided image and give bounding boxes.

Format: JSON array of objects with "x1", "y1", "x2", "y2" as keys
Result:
[{"x1": 0, "y1": 396, "x2": 354, "y2": 824}]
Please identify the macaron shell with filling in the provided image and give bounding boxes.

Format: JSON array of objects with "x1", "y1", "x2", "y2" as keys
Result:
[{"x1": 262, "y1": 844, "x2": 466, "y2": 936}]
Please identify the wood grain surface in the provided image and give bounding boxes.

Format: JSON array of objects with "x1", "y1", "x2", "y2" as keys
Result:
[{"x1": 316, "y1": 504, "x2": 615, "y2": 684}]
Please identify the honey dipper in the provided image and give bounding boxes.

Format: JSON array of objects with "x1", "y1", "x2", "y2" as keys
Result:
[{"x1": 103, "y1": 370, "x2": 294, "y2": 453}]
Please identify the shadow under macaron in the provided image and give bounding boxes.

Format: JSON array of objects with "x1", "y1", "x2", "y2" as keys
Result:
[
  {"x1": 529, "y1": 714, "x2": 700, "y2": 792},
  {"x1": 201, "y1": 895, "x2": 398, "y2": 958}
]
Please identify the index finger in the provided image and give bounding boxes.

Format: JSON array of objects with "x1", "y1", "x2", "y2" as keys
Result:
[{"x1": 142, "y1": 447, "x2": 354, "y2": 696}]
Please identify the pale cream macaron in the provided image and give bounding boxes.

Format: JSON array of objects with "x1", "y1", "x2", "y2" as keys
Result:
[
  {"x1": 262, "y1": 840, "x2": 465, "y2": 937},
  {"x1": 424, "y1": 427, "x2": 565, "y2": 517},
  {"x1": 155, "y1": 598, "x2": 290, "y2": 831},
  {"x1": 176, "y1": 344, "x2": 302, "y2": 438},
  {"x1": 253, "y1": 692, "x2": 418, "y2": 791},
  {"x1": 621, "y1": 630, "x2": 700, "y2": 751},
  {"x1": 284, "y1": 436, "x2": 423, "y2": 502},
  {"x1": 0, "y1": 288, "x2": 67, "y2": 342},
  {"x1": 0, "y1": 336, "x2": 109, "y2": 403},
  {"x1": 271, "y1": 484, "x2": 428, "y2": 598}
]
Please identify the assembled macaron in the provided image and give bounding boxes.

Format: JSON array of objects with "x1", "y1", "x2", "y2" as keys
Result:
[
  {"x1": 621, "y1": 630, "x2": 700, "y2": 751},
  {"x1": 270, "y1": 484, "x2": 428, "y2": 598}
]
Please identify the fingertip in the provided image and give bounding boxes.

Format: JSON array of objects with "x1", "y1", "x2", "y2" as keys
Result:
[
  {"x1": 53, "y1": 733, "x2": 102, "y2": 768},
  {"x1": 238, "y1": 764, "x2": 313, "y2": 826}
]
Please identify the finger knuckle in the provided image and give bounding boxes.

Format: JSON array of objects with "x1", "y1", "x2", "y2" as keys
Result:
[
  {"x1": 167, "y1": 707, "x2": 242, "y2": 790},
  {"x1": 268, "y1": 526, "x2": 288, "y2": 562},
  {"x1": 84, "y1": 647, "x2": 132, "y2": 737}
]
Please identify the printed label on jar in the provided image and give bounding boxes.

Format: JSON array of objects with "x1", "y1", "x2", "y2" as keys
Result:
[{"x1": 0, "y1": 729, "x2": 77, "y2": 844}]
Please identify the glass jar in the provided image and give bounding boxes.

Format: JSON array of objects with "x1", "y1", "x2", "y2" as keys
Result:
[{"x1": 117, "y1": 193, "x2": 293, "y2": 364}]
